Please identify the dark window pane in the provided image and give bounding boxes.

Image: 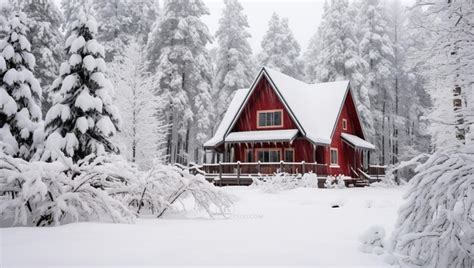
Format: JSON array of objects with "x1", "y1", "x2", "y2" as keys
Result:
[
  {"x1": 266, "y1": 112, "x2": 272, "y2": 126},
  {"x1": 246, "y1": 150, "x2": 253, "y2": 162},
  {"x1": 269, "y1": 151, "x2": 280, "y2": 162},
  {"x1": 284, "y1": 150, "x2": 293, "y2": 162},
  {"x1": 274, "y1": 111, "x2": 282, "y2": 126},
  {"x1": 259, "y1": 113, "x2": 266, "y2": 127},
  {"x1": 258, "y1": 151, "x2": 264, "y2": 161}
]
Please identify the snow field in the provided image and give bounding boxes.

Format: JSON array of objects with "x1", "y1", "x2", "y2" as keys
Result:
[{"x1": 1, "y1": 186, "x2": 405, "y2": 266}]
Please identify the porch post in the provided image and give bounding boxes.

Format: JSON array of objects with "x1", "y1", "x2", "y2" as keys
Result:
[
  {"x1": 219, "y1": 161, "x2": 222, "y2": 186},
  {"x1": 237, "y1": 161, "x2": 241, "y2": 185}
]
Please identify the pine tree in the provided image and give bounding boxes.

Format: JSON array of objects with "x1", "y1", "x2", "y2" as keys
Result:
[
  {"x1": 129, "y1": 0, "x2": 159, "y2": 44},
  {"x1": 42, "y1": 14, "x2": 121, "y2": 163},
  {"x1": 110, "y1": 41, "x2": 167, "y2": 169},
  {"x1": 61, "y1": 0, "x2": 91, "y2": 31},
  {"x1": 356, "y1": 0, "x2": 395, "y2": 164},
  {"x1": 0, "y1": 12, "x2": 43, "y2": 160},
  {"x1": 389, "y1": 1, "x2": 474, "y2": 266},
  {"x1": 94, "y1": 0, "x2": 134, "y2": 61},
  {"x1": 305, "y1": 0, "x2": 374, "y2": 141},
  {"x1": 16, "y1": 0, "x2": 64, "y2": 113},
  {"x1": 258, "y1": 13, "x2": 303, "y2": 79},
  {"x1": 214, "y1": 0, "x2": 253, "y2": 119},
  {"x1": 145, "y1": 0, "x2": 214, "y2": 164}
]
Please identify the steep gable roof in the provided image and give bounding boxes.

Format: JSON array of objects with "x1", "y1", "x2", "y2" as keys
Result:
[{"x1": 204, "y1": 67, "x2": 358, "y2": 148}]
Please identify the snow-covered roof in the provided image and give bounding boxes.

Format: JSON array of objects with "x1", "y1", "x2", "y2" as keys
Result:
[
  {"x1": 341, "y1": 133, "x2": 375, "y2": 150},
  {"x1": 204, "y1": 67, "x2": 361, "y2": 148},
  {"x1": 225, "y1": 129, "x2": 299, "y2": 143},
  {"x1": 204, "y1": 88, "x2": 249, "y2": 147},
  {"x1": 264, "y1": 67, "x2": 350, "y2": 144}
]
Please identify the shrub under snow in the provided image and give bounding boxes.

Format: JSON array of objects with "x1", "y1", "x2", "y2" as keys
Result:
[
  {"x1": 324, "y1": 175, "x2": 347, "y2": 189},
  {"x1": 388, "y1": 145, "x2": 474, "y2": 267},
  {"x1": 0, "y1": 152, "x2": 233, "y2": 226},
  {"x1": 360, "y1": 226, "x2": 386, "y2": 255},
  {"x1": 251, "y1": 172, "x2": 318, "y2": 193}
]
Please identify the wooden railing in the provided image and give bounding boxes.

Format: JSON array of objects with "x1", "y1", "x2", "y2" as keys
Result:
[
  {"x1": 367, "y1": 165, "x2": 385, "y2": 176},
  {"x1": 202, "y1": 161, "x2": 328, "y2": 177}
]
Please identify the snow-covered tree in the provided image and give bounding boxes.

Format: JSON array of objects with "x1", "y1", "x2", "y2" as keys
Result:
[
  {"x1": 356, "y1": 0, "x2": 395, "y2": 164},
  {"x1": 389, "y1": 145, "x2": 474, "y2": 267},
  {"x1": 94, "y1": 0, "x2": 135, "y2": 61},
  {"x1": 15, "y1": 0, "x2": 64, "y2": 111},
  {"x1": 389, "y1": 1, "x2": 474, "y2": 266},
  {"x1": 0, "y1": 12, "x2": 43, "y2": 160},
  {"x1": 305, "y1": 0, "x2": 374, "y2": 141},
  {"x1": 258, "y1": 13, "x2": 303, "y2": 79},
  {"x1": 129, "y1": 0, "x2": 160, "y2": 44},
  {"x1": 214, "y1": 0, "x2": 253, "y2": 119},
  {"x1": 42, "y1": 14, "x2": 121, "y2": 163},
  {"x1": 110, "y1": 41, "x2": 167, "y2": 169},
  {"x1": 61, "y1": 0, "x2": 91, "y2": 31},
  {"x1": 145, "y1": 0, "x2": 214, "y2": 164}
]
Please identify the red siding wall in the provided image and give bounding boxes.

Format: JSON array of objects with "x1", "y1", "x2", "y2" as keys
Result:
[
  {"x1": 230, "y1": 75, "x2": 314, "y2": 162},
  {"x1": 326, "y1": 90, "x2": 365, "y2": 176},
  {"x1": 232, "y1": 76, "x2": 297, "y2": 132}
]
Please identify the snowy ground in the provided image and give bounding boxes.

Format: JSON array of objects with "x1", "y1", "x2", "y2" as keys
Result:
[{"x1": 1, "y1": 186, "x2": 405, "y2": 267}]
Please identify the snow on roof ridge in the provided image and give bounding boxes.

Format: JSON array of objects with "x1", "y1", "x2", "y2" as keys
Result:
[{"x1": 263, "y1": 66, "x2": 349, "y2": 87}]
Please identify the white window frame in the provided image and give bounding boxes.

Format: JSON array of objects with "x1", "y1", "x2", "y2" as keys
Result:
[
  {"x1": 342, "y1": 119, "x2": 347, "y2": 130},
  {"x1": 330, "y1": 148, "x2": 339, "y2": 167},
  {"x1": 257, "y1": 109, "x2": 284, "y2": 128}
]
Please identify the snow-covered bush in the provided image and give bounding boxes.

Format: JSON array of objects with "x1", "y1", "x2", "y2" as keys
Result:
[
  {"x1": 360, "y1": 226, "x2": 386, "y2": 255},
  {"x1": 300, "y1": 172, "x2": 319, "y2": 188},
  {"x1": 324, "y1": 176, "x2": 336, "y2": 188},
  {"x1": 324, "y1": 175, "x2": 347, "y2": 189},
  {"x1": 114, "y1": 161, "x2": 234, "y2": 218},
  {"x1": 0, "y1": 151, "x2": 234, "y2": 226},
  {"x1": 389, "y1": 145, "x2": 474, "y2": 267},
  {"x1": 252, "y1": 172, "x2": 318, "y2": 193},
  {"x1": 0, "y1": 152, "x2": 135, "y2": 226}
]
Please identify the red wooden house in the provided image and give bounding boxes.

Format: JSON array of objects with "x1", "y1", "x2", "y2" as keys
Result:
[{"x1": 203, "y1": 67, "x2": 382, "y2": 186}]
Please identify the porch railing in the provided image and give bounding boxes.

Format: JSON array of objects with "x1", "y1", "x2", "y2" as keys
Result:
[{"x1": 201, "y1": 161, "x2": 329, "y2": 177}]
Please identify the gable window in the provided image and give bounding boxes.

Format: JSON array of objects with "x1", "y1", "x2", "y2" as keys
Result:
[
  {"x1": 342, "y1": 119, "x2": 347, "y2": 130},
  {"x1": 330, "y1": 148, "x2": 339, "y2": 166},
  {"x1": 257, "y1": 149, "x2": 280, "y2": 162},
  {"x1": 257, "y1": 110, "x2": 283, "y2": 128},
  {"x1": 284, "y1": 149, "x2": 294, "y2": 162}
]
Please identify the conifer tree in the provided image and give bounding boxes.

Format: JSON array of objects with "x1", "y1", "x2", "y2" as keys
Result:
[
  {"x1": 94, "y1": 0, "x2": 134, "y2": 61},
  {"x1": 0, "y1": 12, "x2": 43, "y2": 160},
  {"x1": 357, "y1": 0, "x2": 395, "y2": 164},
  {"x1": 42, "y1": 14, "x2": 121, "y2": 162},
  {"x1": 305, "y1": 0, "x2": 374, "y2": 140},
  {"x1": 214, "y1": 0, "x2": 253, "y2": 119},
  {"x1": 258, "y1": 13, "x2": 303, "y2": 79},
  {"x1": 16, "y1": 0, "x2": 64, "y2": 111},
  {"x1": 145, "y1": 0, "x2": 214, "y2": 164}
]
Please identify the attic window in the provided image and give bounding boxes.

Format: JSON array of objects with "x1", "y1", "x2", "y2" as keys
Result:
[
  {"x1": 257, "y1": 110, "x2": 283, "y2": 128},
  {"x1": 342, "y1": 119, "x2": 347, "y2": 130}
]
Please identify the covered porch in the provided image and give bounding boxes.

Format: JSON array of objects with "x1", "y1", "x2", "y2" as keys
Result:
[{"x1": 202, "y1": 130, "x2": 384, "y2": 187}]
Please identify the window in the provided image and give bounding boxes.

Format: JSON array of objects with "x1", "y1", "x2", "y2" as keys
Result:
[
  {"x1": 342, "y1": 119, "x2": 347, "y2": 130},
  {"x1": 284, "y1": 149, "x2": 294, "y2": 162},
  {"x1": 257, "y1": 149, "x2": 280, "y2": 162},
  {"x1": 245, "y1": 149, "x2": 253, "y2": 162},
  {"x1": 257, "y1": 110, "x2": 283, "y2": 128},
  {"x1": 330, "y1": 148, "x2": 338, "y2": 166}
]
